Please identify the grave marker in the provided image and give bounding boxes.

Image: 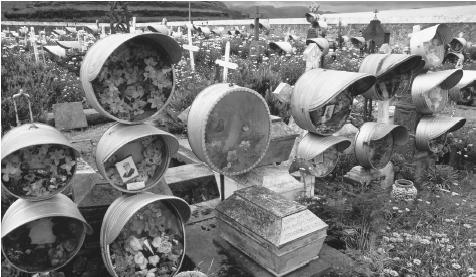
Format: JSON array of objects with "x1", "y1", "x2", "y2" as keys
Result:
[
  {"x1": 53, "y1": 102, "x2": 88, "y2": 131},
  {"x1": 215, "y1": 41, "x2": 238, "y2": 83},
  {"x1": 29, "y1": 27, "x2": 40, "y2": 63},
  {"x1": 182, "y1": 23, "x2": 199, "y2": 71}
]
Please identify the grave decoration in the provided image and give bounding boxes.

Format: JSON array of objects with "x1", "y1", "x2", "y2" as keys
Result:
[
  {"x1": 415, "y1": 116, "x2": 466, "y2": 153},
  {"x1": 1, "y1": 92, "x2": 80, "y2": 201},
  {"x1": 147, "y1": 25, "x2": 170, "y2": 35},
  {"x1": 410, "y1": 24, "x2": 452, "y2": 69},
  {"x1": 391, "y1": 179, "x2": 418, "y2": 201},
  {"x1": 359, "y1": 54, "x2": 424, "y2": 100},
  {"x1": 43, "y1": 45, "x2": 67, "y2": 58},
  {"x1": 52, "y1": 29, "x2": 67, "y2": 36},
  {"x1": 100, "y1": 193, "x2": 191, "y2": 277},
  {"x1": 291, "y1": 68, "x2": 376, "y2": 135},
  {"x1": 412, "y1": 69, "x2": 463, "y2": 114},
  {"x1": 216, "y1": 186, "x2": 328, "y2": 277},
  {"x1": 80, "y1": 33, "x2": 181, "y2": 124},
  {"x1": 268, "y1": 41, "x2": 293, "y2": 55},
  {"x1": 354, "y1": 123, "x2": 409, "y2": 169},
  {"x1": 303, "y1": 38, "x2": 329, "y2": 71},
  {"x1": 362, "y1": 10, "x2": 390, "y2": 53},
  {"x1": 187, "y1": 83, "x2": 271, "y2": 176},
  {"x1": 350, "y1": 36, "x2": 365, "y2": 49},
  {"x1": 449, "y1": 33, "x2": 467, "y2": 54},
  {"x1": 1, "y1": 193, "x2": 93, "y2": 273},
  {"x1": 96, "y1": 123, "x2": 178, "y2": 193},
  {"x1": 295, "y1": 133, "x2": 351, "y2": 177},
  {"x1": 56, "y1": 40, "x2": 82, "y2": 50},
  {"x1": 449, "y1": 70, "x2": 476, "y2": 105}
]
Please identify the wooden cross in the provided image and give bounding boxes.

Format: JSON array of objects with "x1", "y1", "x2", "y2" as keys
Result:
[
  {"x1": 215, "y1": 41, "x2": 238, "y2": 83},
  {"x1": 182, "y1": 23, "x2": 199, "y2": 71},
  {"x1": 130, "y1": 16, "x2": 136, "y2": 33},
  {"x1": 29, "y1": 27, "x2": 40, "y2": 63},
  {"x1": 373, "y1": 9, "x2": 379, "y2": 19}
]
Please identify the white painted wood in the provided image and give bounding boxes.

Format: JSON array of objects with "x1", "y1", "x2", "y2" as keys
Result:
[
  {"x1": 215, "y1": 41, "x2": 238, "y2": 83},
  {"x1": 183, "y1": 23, "x2": 199, "y2": 71},
  {"x1": 29, "y1": 27, "x2": 40, "y2": 63},
  {"x1": 377, "y1": 100, "x2": 391, "y2": 124}
]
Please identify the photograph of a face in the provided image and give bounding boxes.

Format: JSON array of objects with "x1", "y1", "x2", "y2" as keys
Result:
[{"x1": 115, "y1": 156, "x2": 139, "y2": 183}]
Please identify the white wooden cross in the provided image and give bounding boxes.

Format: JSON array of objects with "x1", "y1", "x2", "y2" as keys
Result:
[
  {"x1": 215, "y1": 41, "x2": 238, "y2": 83},
  {"x1": 182, "y1": 23, "x2": 199, "y2": 71},
  {"x1": 29, "y1": 27, "x2": 40, "y2": 63},
  {"x1": 130, "y1": 16, "x2": 136, "y2": 33}
]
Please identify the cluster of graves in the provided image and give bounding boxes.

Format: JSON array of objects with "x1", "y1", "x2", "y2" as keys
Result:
[{"x1": 1, "y1": 9, "x2": 476, "y2": 277}]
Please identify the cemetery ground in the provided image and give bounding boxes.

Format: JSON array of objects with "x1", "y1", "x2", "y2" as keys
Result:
[{"x1": 2, "y1": 31, "x2": 476, "y2": 276}]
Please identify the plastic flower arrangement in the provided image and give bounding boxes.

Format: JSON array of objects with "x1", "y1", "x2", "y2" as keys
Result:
[
  {"x1": 1, "y1": 144, "x2": 77, "y2": 198},
  {"x1": 2, "y1": 217, "x2": 85, "y2": 272},
  {"x1": 109, "y1": 201, "x2": 184, "y2": 277},
  {"x1": 104, "y1": 137, "x2": 165, "y2": 190},
  {"x1": 309, "y1": 90, "x2": 353, "y2": 135},
  {"x1": 92, "y1": 40, "x2": 174, "y2": 121}
]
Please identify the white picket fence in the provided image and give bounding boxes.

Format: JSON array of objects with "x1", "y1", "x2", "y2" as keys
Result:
[{"x1": 2, "y1": 5, "x2": 476, "y2": 29}]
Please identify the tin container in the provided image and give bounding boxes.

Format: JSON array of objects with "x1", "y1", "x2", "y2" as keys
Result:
[
  {"x1": 100, "y1": 193, "x2": 191, "y2": 277},
  {"x1": 95, "y1": 123, "x2": 178, "y2": 193},
  {"x1": 80, "y1": 32, "x2": 181, "y2": 124},
  {"x1": 291, "y1": 68, "x2": 376, "y2": 135},
  {"x1": 415, "y1": 116, "x2": 466, "y2": 152},
  {"x1": 296, "y1": 133, "x2": 351, "y2": 177},
  {"x1": 359, "y1": 54, "x2": 424, "y2": 100},
  {"x1": 410, "y1": 24, "x2": 451, "y2": 69},
  {"x1": 1, "y1": 193, "x2": 92, "y2": 273},
  {"x1": 412, "y1": 69, "x2": 463, "y2": 115},
  {"x1": 2, "y1": 118, "x2": 79, "y2": 201},
  {"x1": 354, "y1": 122, "x2": 409, "y2": 169},
  {"x1": 449, "y1": 70, "x2": 476, "y2": 104},
  {"x1": 187, "y1": 83, "x2": 271, "y2": 176}
]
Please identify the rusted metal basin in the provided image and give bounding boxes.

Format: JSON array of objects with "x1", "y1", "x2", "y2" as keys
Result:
[
  {"x1": 359, "y1": 54, "x2": 424, "y2": 100},
  {"x1": 296, "y1": 133, "x2": 351, "y2": 177},
  {"x1": 416, "y1": 116, "x2": 466, "y2": 152},
  {"x1": 1, "y1": 123, "x2": 80, "y2": 201},
  {"x1": 410, "y1": 24, "x2": 452, "y2": 69},
  {"x1": 412, "y1": 69, "x2": 463, "y2": 115},
  {"x1": 80, "y1": 32, "x2": 181, "y2": 125},
  {"x1": 449, "y1": 70, "x2": 476, "y2": 104},
  {"x1": 95, "y1": 123, "x2": 178, "y2": 193},
  {"x1": 187, "y1": 83, "x2": 271, "y2": 176},
  {"x1": 100, "y1": 192, "x2": 190, "y2": 277},
  {"x1": 355, "y1": 122, "x2": 409, "y2": 169},
  {"x1": 1, "y1": 193, "x2": 92, "y2": 273},
  {"x1": 291, "y1": 68, "x2": 376, "y2": 135}
]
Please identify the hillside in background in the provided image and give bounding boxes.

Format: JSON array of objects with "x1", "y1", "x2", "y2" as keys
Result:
[{"x1": 1, "y1": 1, "x2": 246, "y2": 22}]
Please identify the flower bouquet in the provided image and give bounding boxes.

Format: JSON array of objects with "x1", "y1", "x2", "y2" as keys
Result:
[
  {"x1": 109, "y1": 201, "x2": 185, "y2": 277},
  {"x1": 310, "y1": 90, "x2": 353, "y2": 135},
  {"x1": 92, "y1": 40, "x2": 174, "y2": 122},
  {"x1": 1, "y1": 144, "x2": 77, "y2": 199},
  {"x1": 369, "y1": 133, "x2": 394, "y2": 169},
  {"x1": 377, "y1": 70, "x2": 413, "y2": 99},
  {"x1": 2, "y1": 217, "x2": 86, "y2": 273},
  {"x1": 104, "y1": 136, "x2": 165, "y2": 191}
]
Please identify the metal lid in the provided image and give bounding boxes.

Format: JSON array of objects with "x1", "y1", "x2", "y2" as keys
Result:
[
  {"x1": 56, "y1": 40, "x2": 81, "y2": 50},
  {"x1": 83, "y1": 33, "x2": 181, "y2": 82},
  {"x1": 269, "y1": 41, "x2": 293, "y2": 53},
  {"x1": 359, "y1": 54, "x2": 424, "y2": 79},
  {"x1": 2, "y1": 193, "x2": 93, "y2": 238},
  {"x1": 147, "y1": 25, "x2": 170, "y2": 35},
  {"x1": 416, "y1": 116, "x2": 466, "y2": 150},
  {"x1": 293, "y1": 69, "x2": 376, "y2": 112},
  {"x1": 412, "y1": 69, "x2": 463, "y2": 92},
  {"x1": 296, "y1": 133, "x2": 351, "y2": 160},
  {"x1": 369, "y1": 123, "x2": 409, "y2": 146}
]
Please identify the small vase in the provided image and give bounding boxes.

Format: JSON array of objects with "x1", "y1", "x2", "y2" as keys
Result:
[{"x1": 391, "y1": 179, "x2": 417, "y2": 201}]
